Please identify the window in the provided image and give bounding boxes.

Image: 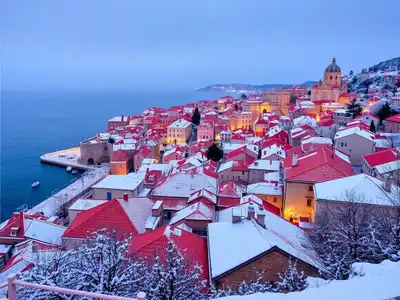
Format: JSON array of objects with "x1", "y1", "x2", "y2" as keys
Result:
[
  {"x1": 306, "y1": 198, "x2": 313, "y2": 207},
  {"x1": 308, "y1": 185, "x2": 313, "y2": 192},
  {"x1": 330, "y1": 75, "x2": 332, "y2": 80},
  {"x1": 344, "y1": 142, "x2": 347, "y2": 147},
  {"x1": 242, "y1": 171, "x2": 245, "y2": 175},
  {"x1": 106, "y1": 192, "x2": 112, "y2": 200},
  {"x1": 340, "y1": 142, "x2": 344, "y2": 147},
  {"x1": 192, "y1": 228, "x2": 208, "y2": 237},
  {"x1": 273, "y1": 197, "x2": 277, "y2": 203}
]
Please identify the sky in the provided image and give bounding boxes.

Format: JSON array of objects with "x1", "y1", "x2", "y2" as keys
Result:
[{"x1": 1, "y1": 0, "x2": 399, "y2": 91}]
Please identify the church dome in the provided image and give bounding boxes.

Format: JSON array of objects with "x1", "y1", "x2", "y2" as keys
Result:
[{"x1": 325, "y1": 57, "x2": 341, "y2": 73}]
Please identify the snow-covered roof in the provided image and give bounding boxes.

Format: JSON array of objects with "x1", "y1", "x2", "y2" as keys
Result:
[
  {"x1": 314, "y1": 174, "x2": 398, "y2": 206},
  {"x1": 335, "y1": 127, "x2": 375, "y2": 142},
  {"x1": 261, "y1": 144, "x2": 286, "y2": 159},
  {"x1": 169, "y1": 202, "x2": 214, "y2": 225},
  {"x1": 152, "y1": 168, "x2": 217, "y2": 198},
  {"x1": 301, "y1": 137, "x2": 332, "y2": 146},
  {"x1": 92, "y1": 175, "x2": 143, "y2": 191},
  {"x1": 375, "y1": 159, "x2": 400, "y2": 175},
  {"x1": 69, "y1": 199, "x2": 107, "y2": 211},
  {"x1": 209, "y1": 203, "x2": 321, "y2": 279},
  {"x1": 264, "y1": 171, "x2": 280, "y2": 182},
  {"x1": 248, "y1": 160, "x2": 280, "y2": 171},
  {"x1": 168, "y1": 119, "x2": 191, "y2": 129},
  {"x1": 293, "y1": 116, "x2": 317, "y2": 128},
  {"x1": 247, "y1": 182, "x2": 282, "y2": 196},
  {"x1": 24, "y1": 220, "x2": 67, "y2": 245}
]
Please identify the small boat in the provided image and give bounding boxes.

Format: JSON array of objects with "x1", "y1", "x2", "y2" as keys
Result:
[
  {"x1": 31, "y1": 181, "x2": 40, "y2": 188},
  {"x1": 72, "y1": 169, "x2": 78, "y2": 174},
  {"x1": 66, "y1": 166, "x2": 72, "y2": 172}
]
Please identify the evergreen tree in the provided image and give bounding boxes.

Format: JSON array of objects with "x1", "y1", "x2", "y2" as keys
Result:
[
  {"x1": 369, "y1": 120, "x2": 376, "y2": 132},
  {"x1": 237, "y1": 274, "x2": 271, "y2": 295},
  {"x1": 191, "y1": 107, "x2": 201, "y2": 125},
  {"x1": 145, "y1": 239, "x2": 207, "y2": 300},
  {"x1": 346, "y1": 98, "x2": 362, "y2": 118},
  {"x1": 377, "y1": 103, "x2": 392, "y2": 124},
  {"x1": 274, "y1": 261, "x2": 308, "y2": 293},
  {"x1": 240, "y1": 93, "x2": 247, "y2": 100},
  {"x1": 108, "y1": 137, "x2": 116, "y2": 144},
  {"x1": 234, "y1": 103, "x2": 239, "y2": 111},
  {"x1": 349, "y1": 70, "x2": 354, "y2": 76},
  {"x1": 206, "y1": 143, "x2": 223, "y2": 162}
]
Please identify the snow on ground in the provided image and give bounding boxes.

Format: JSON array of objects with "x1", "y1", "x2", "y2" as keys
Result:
[
  {"x1": 218, "y1": 260, "x2": 400, "y2": 300},
  {"x1": 27, "y1": 168, "x2": 108, "y2": 217}
]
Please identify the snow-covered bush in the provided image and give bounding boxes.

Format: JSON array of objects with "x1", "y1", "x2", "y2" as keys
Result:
[{"x1": 274, "y1": 261, "x2": 308, "y2": 293}]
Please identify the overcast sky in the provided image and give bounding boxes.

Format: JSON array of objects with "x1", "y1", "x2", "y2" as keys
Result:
[{"x1": 1, "y1": 0, "x2": 399, "y2": 91}]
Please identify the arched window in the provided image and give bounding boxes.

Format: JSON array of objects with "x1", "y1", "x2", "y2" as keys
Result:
[
  {"x1": 335, "y1": 76, "x2": 338, "y2": 79},
  {"x1": 330, "y1": 75, "x2": 333, "y2": 80}
]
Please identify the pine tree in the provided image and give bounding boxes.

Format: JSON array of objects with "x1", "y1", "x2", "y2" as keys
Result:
[
  {"x1": 240, "y1": 93, "x2": 247, "y2": 100},
  {"x1": 369, "y1": 120, "x2": 376, "y2": 132},
  {"x1": 377, "y1": 103, "x2": 392, "y2": 124},
  {"x1": 346, "y1": 98, "x2": 362, "y2": 118},
  {"x1": 145, "y1": 239, "x2": 207, "y2": 300},
  {"x1": 206, "y1": 143, "x2": 223, "y2": 162},
  {"x1": 274, "y1": 261, "x2": 308, "y2": 293},
  {"x1": 192, "y1": 107, "x2": 201, "y2": 125}
]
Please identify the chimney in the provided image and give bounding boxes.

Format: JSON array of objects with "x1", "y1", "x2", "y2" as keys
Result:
[
  {"x1": 256, "y1": 206, "x2": 266, "y2": 228},
  {"x1": 383, "y1": 175, "x2": 393, "y2": 193},
  {"x1": 292, "y1": 153, "x2": 298, "y2": 167},
  {"x1": 232, "y1": 207, "x2": 242, "y2": 223},
  {"x1": 123, "y1": 193, "x2": 129, "y2": 201},
  {"x1": 152, "y1": 201, "x2": 164, "y2": 217},
  {"x1": 247, "y1": 202, "x2": 255, "y2": 220},
  {"x1": 31, "y1": 243, "x2": 38, "y2": 254}
]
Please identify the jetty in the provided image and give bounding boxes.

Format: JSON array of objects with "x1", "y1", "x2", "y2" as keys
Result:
[
  {"x1": 40, "y1": 147, "x2": 91, "y2": 170},
  {"x1": 0, "y1": 149, "x2": 110, "y2": 229}
]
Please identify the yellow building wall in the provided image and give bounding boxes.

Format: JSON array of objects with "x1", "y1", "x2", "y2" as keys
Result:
[
  {"x1": 283, "y1": 181, "x2": 315, "y2": 221},
  {"x1": 111, "y1": 162, "x2": 128, "y2": 175},
  {"x1": 256, "y1": 194, "x2": 283, "y2": 211}
]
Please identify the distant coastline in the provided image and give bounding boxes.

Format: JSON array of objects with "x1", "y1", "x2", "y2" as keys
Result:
[{"x1": 197, "y1": 81, "x2": 316, "y2": 93}]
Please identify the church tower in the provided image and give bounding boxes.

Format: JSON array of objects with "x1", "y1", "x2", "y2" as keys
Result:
[{"x1": 323, "y1": 57, "x2": 341, "y2": 86}]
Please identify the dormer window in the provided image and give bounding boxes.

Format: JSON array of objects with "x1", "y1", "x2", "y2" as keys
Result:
[{"x1": 10, "y1": 226, "x2": 20, "y2": 237}]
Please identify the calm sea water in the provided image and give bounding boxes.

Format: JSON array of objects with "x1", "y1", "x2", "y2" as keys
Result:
[{"x1": 0, "y1": 90, "x2": 229, "y2": 221}]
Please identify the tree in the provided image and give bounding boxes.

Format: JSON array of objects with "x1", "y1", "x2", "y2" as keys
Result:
[
  {"x1": 108, "y1": 137, "x2": 116, "y2": 144},
  {"x1": 349, "y1": 70, "x2": 354, "y2": 76},
  {"x1": 377, "y1": 103, "x2": 392, "y2": 124},
  {"x1": 274, "y1": 261, "x2": 308, "y2": 293},
  {"x1": 144, "y1": 239, "x2": 207, "y2": 300},
  {"x1": 240, "y1": 93, "x2": 247, "y2": 100},
  {"x1": 369, "y1": 120, "x2": 376, "y2": 132},
  {"x1": 289, "y1": 94, "x2": 297, "y2": 104},
  {"x1": 346, "y1": 98, "x2": 362, "y2": 118},
  {"x1": 191, "y1": 107, "x2": 201, "y2": 126},
  {"x1": 234, "y1": 103, "x2": 239, "y2": 111},
  {"x1": 18, "y1": 231, "x2": 148, "y2": 299},
  {"x1": 206, "y1": 143, "x2": 223, "y2": 162}
]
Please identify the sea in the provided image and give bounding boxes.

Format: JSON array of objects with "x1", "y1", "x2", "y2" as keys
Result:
[{"x1": 0, "y1": 90, "x2": 231, "y2": 221}]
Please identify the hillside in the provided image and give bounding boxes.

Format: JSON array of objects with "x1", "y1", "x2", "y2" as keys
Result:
[
  {"x1": 346, "y1": 57, "x2": 400, "y2": 96},
  {"x1": 197, "y1": 81, "x2": 316, "y2": 92}
]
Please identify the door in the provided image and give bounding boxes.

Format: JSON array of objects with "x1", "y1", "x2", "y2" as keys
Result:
[{"x1": 106, "y1": 192, "x2": 112, "y2": 200}]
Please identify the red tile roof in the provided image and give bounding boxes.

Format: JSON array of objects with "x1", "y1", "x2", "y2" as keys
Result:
[
  {"x1": 128, "y1": 225, "x2": 209, "y2": 283},
  {"x1": 285, "y1": 147, "x2": 354, "y2": 183},
  {"x1": 385, "y1": 114, "x2": 400, "y2": 123},
  {"x1": 226, "y1": 146, "x2": 246, "y2": 160},
  {"x1": 111, "y1": 149, "x2": 128, "y2": 162},
  {"x1": 218, "y1": 181, "x2": 245, "y2": 198},
  {"x1": 363, "y1": 148, "x2": 400, "y2": 168},
  {"x1": 317, "y1": 119, "x2": 335, "y2": 127},
  {"x1": 0, "y1": 212, "x2": 47, "y2": 240},
  {"x1": 62, "y1": 199, "x2": 150, "y2": 239}
]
